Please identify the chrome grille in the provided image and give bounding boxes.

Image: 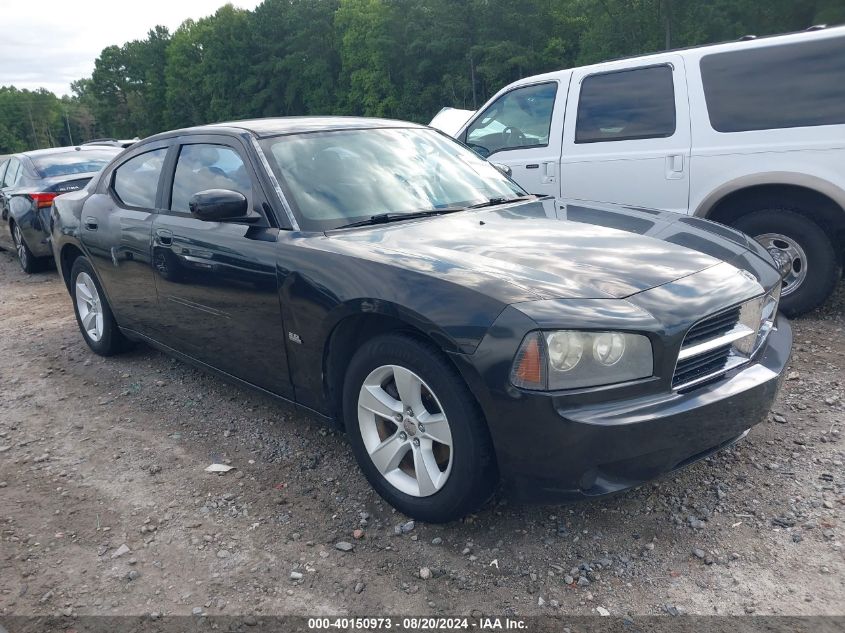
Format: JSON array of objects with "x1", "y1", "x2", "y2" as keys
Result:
[
  {"x1": 673, "y1": 286, "x2": 780, "y2": 391},
  {"x1": 673, "y1": 305, "x2": 751, "y2": 390}
]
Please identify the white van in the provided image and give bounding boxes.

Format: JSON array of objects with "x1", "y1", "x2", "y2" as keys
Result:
[{"x1": 449, "y1": 26, "x2": 845, "y2": 316}]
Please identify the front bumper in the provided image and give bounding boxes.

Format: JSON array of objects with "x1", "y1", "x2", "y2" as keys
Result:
[{"x1": 480, "y1": 315, "x2": 792, "y2": 502}]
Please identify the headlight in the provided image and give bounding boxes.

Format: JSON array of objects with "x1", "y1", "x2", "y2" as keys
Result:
[{"x1": 511, "y1": 330, "x2": 653, "y2": 391}]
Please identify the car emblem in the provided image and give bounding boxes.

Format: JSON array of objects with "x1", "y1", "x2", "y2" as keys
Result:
[{"x1": 402, "y1": 419, "x2": 417, "y2": 436}]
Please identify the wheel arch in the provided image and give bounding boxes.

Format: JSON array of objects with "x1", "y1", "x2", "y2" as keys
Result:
[
  {"x1": 694, "y1": 175, "x2": 845, "y2": 252},
  {"x1": 59, "y1": 242, "x2": 87, "y2": 290},
  {"x1": 320, "y1": 305, "x2": 482, "y2": 430}
]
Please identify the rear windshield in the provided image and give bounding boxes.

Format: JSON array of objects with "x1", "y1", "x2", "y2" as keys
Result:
[
  {"x1": 700, "y1": 36, "x2": 845, "y2": 133},
  {"x1": 31, "y1": 148, "x2": 121, "y2": 177}
]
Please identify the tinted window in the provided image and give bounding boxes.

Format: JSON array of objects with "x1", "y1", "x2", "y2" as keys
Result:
[
  {"x1": 113, "y1": 148, "x2": 167, "y2": 208},
  {"x1": 170, "y1": 144, "x2": 252, "y2": 213},
  {"x1": 0, "y1": 160, "x2": 8, "y2": 185},
  {"x1": 701, "y1": 37, "x2": 845, "y2": 133},
  {"x1": 466, "y1": 82, "x2": 557, "y2": 156},
  {"x1": 575, "y1": 65, "x2": 675, "y2": 143},
  {"x1": 3, "y1": 158, "x2": 21, "y2": 188},
  {"x1": 31, "y1": 148, "x2": 119, "y2": 177}
]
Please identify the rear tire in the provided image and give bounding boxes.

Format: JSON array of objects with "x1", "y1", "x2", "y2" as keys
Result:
[
  {"x1": 732, "y1": 208, "x2": 839, "y2": 317},
  {"x1": 343, "y1": 333, "x2": 497, "y2": 523},
  {"x1": 70, "y1": 257, "x2": 132, "y2": 356},
  {"x1": 10, "y1": 223, "x2": 46, "y2": 274}
]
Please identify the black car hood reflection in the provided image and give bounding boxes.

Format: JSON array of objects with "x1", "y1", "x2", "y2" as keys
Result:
[{"x1": 326, "y1": 199, "x2": 760, "y2": 301}]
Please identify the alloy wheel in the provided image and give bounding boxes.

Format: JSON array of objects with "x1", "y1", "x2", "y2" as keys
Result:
[
  {"x1": 12, "y1": 225, "x2": 27, "y2": 270},
  {"x1": 357, "y1": 364, "x2": 453, "y2": 497},
  {"x1": 755, "y1": 232, "x2": 807, "y2": 297},
  {"x1": 75, "y1": 272, "x2": 104, "y2": 342}
]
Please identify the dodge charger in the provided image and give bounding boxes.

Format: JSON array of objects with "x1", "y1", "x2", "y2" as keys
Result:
[{"x1": 50, "y1": 117, "x2": 792, "y2": 522}]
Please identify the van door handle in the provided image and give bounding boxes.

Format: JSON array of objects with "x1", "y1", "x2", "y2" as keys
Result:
[
  {"x1": 525, "y1": 164, "x2": 539, "y2": 169},
  {"x1": 84, "y1": 217, "x2": 98, "y2": 231},
  {"x1": 155, "y1": 228, "x2": 173, "y2": 246},
  {"x1": 666, "y1": 154, "x2": 685, "y2": 179}
]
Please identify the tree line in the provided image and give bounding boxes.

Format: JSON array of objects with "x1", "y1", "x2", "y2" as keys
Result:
[{"x1": 1, "y1": 0, "x2": 843, "y2": 153}]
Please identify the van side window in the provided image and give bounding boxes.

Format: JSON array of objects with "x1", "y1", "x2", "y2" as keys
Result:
[
  {"x1": 465, "y1": 82, "x2": 557, "y2": 157},
  {"x1": 575, "y1": 66, "x2": 675, "y2": 143},
  {"x1": 701, "y1": 37, "x2": 845, "y2": 133}
]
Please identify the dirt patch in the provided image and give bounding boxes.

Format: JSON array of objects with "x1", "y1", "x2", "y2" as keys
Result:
[{"x1": 0, "y1": 248, "x2": 843, "y2": 618}]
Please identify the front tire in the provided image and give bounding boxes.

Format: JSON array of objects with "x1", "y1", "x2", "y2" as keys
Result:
[
  {"x1": 732, "y1": 209, "x2": 839, "y2": 317},
  {"x1": 343, "y1": 334, "x2": 497, "y2": 523},
  {"x1": 70, "y1": 257, "x2": 131, "y2": 356}
]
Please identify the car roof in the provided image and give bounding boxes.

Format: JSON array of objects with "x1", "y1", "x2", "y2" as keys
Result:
[
  {"x1": 17, "y1": 145, "x2": 121, "y2": 159},
  {"x1": 147, "y1": 116, "x2": 425, "y2": 142}
]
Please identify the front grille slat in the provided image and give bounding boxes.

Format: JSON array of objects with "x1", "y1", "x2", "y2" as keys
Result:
[
  {"x1": 672, "y1": 344, "x2": 732, "y2": 387},
  {"x1": 681, "y1": 307, "x2": 741, "y2": 346}
]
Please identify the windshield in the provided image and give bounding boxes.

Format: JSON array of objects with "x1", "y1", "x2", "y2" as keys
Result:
[
  {"x1": 31, "y1": 148, "x2": 121, "y2": 178},
  {"x1": 260, "y1": 127, "x2": 525, "y2": 231}
]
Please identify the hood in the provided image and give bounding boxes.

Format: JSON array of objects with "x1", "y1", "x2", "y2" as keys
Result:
[{"x1": 325, "y1": 199, "x2": 765, "y2": 301}]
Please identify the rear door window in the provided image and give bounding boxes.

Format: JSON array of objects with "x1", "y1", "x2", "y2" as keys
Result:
[
  {"x1": 575, "y1": 65, "x2": 676, "y2": 143},
  {"x1": 112, "y1": 148, "x2": 168, "y2": 209},
  {"x1": 700, "y1": 36, "x2": 845, "y2": 132}
]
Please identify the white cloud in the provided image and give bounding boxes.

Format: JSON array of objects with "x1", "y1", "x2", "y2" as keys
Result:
[{"x1": 0, "y1": 0, "x2": 262, "y2": 96}]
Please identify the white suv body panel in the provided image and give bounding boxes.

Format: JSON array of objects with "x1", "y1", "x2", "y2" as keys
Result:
[
  {"x1": 454, "y1": 26, "x2": 845, "y2": 220},
  {"x1": 451, "y1": 26, "x2": 845, "y2": 314}
]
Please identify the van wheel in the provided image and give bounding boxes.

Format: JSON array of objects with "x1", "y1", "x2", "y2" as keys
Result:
[
  {"x1": 343, "y1": 333, "x2": 497, "y2": 523},
  {"x1": 70, "y1": 257, "x2": 132, "y2": 356},
  {"x1": 732, "y1": 209, "x2": 839, "y2": 317}
]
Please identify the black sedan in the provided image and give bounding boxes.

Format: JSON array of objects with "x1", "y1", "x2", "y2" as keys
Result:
[
  {"x1": 50, "y1": 118, "x2": 791, "y2": 522},
  {"x1": 0, "y1": 146, "x2": 121, "y2": 272}
]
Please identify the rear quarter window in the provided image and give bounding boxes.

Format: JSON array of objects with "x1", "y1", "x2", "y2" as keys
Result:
[{"x1": 700, "y1": 36, "x2": 845, "y2": 133}]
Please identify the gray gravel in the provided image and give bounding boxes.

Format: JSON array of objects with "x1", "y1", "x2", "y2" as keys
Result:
[{"x1": 0, "y1": 248, "x2": 843, "y2": 617}]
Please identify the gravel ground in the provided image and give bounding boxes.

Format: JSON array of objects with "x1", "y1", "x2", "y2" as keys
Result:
[{"x1": 0, "y1": 247, "x2": 843, "y2": 619}]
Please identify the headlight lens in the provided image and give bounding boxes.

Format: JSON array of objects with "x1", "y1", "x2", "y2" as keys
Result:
[
  {"x1": 547, "y1": 331, "x2": 584, "y2": 371},
  {"x1": 511, "y1": 330, "x2": 653, "y2": 390}
]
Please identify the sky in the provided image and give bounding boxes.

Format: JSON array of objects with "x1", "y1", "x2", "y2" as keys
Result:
[{"x1": 0, "y1": 0, "x2": 262, "y2": 97}]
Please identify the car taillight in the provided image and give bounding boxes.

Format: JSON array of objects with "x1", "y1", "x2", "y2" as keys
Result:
[{"x1": 29, "y1": 193, "x2": 58, "y2": 208}]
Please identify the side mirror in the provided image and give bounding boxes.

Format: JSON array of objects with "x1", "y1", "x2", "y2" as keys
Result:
[
  {"x1": 189, "y1": 189, "x2": 251, "y2": 222},
  {"x1": 492, "y1": 162, "x2": 512, "y2": 178}
]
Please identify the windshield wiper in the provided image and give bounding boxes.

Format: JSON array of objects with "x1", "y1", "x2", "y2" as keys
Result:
[
  {"x1": 335, "y1": 208, "x2": 464, "y2": 229},
  {"x1": 466, "y1": 195, "x2": 535, "y2": 209}
]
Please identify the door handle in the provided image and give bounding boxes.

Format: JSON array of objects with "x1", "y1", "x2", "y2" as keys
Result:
[
  {"x1": 665, "y1": 154, "x2": 685, "y2": 179},
  {"x1": 155, "y1": 228, "x2": 173, "y2": 246},
  {"x1": 84, "y1": 217, "x2": 98, "y2": 231}
]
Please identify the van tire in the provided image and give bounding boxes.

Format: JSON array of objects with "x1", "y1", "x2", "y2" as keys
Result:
[{"x1": 732, "y1": 209, "x2": 839, "y2": 317}]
